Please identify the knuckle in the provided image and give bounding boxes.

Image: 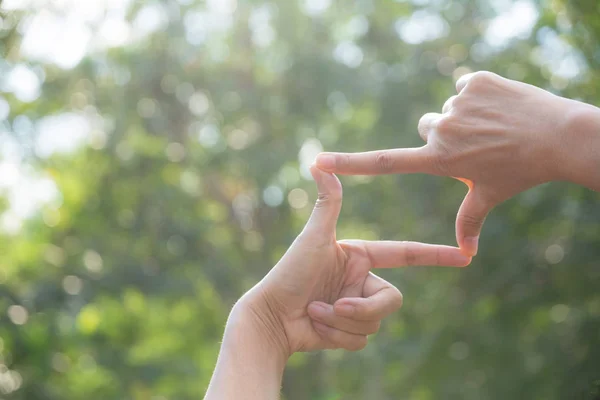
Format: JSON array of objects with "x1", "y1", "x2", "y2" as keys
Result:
[
  {"x1": 468, "y1": 71, "x2": 495, "y2": 89},
  {"x1": 436, "y1": 115, "x2": 457, "y2": 135},
  {"x1": 417, "y1": 117, "x2": 427, "y2": 133},
  {"x1": 442, "y1": 95, "x2": 457, "y2": 112},
  {"x1": 450, "y1": 95, "x2": 467, "y2": 112},
  {"x1": 374, "y1": 151, "x2": 395, "y2": 173},
  {"x1": 418, "y1": 113, "x2": 433, "y2": 126},
  {"x1": 419, "y1": 112, "x2": 439, "y2": 126},
  {"x1": 418, "y1": 114, "x2": 436, "y2": 139}
]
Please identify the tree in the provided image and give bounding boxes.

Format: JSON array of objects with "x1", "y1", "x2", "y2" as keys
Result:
[{"x1": 0, "y1": 0, "x2": 598, "y2": 399}]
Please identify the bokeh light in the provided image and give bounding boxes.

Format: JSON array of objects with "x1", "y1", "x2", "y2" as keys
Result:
[{"x1": 0, "y1": 0, "x2": 599, "y2": 399}]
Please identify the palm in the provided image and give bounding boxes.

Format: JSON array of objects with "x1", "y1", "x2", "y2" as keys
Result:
[{"x1": 280, "y1": 241, "x2": 372, "y2": 352}]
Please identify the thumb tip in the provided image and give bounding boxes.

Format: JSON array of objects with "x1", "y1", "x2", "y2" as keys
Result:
[
  {"x1": 460, "y1": 236, "x2": 479, "y2": 257},
  {"x1": 310, "y1": 164, "x2": 342, "y2": 194},
  {"x1": 309, "y1": 163, "x2": 326, "y2": 180},
  {"x1": 309, "y1": 164, "x2": 324, "y2": 185},
  {"x1": 309, "y1": 163, "x2": 320, "y2": 176}
]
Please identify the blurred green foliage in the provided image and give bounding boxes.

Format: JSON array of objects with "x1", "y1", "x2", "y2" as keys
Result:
[{"x1": 0, "y1": 0, "x2": 599, "y2": 399}]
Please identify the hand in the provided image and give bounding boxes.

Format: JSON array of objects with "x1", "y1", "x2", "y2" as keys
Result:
[
  {"x1": 239, "y1": 165, "x2": 471, "y2": 361},
  {"x1": 315, "y1": 71, "x2": 600, "y2": 256}
]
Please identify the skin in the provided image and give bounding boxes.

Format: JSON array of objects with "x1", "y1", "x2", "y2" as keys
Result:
[
  {"x1": 204, "y1": 166, "x2": 471, "y2": 400},
  {"x1": 315, "y1": 71, "x2": 600, "y2": 256}
]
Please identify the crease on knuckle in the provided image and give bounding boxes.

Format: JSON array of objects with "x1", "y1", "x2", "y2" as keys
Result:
[
  {"x1": 375, "y1": 151, "x2": 395, "y2": 173},
  {"x1": 457, "y1": 213, "x2": 485, "y2": 230},
  {"x1": 403, "y1": 244, "x2": 418, "y2": 266},
  {"x1": 315, "y1": 192, "x2": 340, "y2": 208},
  {"x1": 360, "y1": 241, "x2": 375, "y2": 267},
  {"x1": 339, "y1": 154, "x2": 350, "y2": 169}
]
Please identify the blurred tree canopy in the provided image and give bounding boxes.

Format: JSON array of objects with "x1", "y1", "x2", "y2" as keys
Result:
[{"x1": 0, "y1": 0, "x2": 599, "y2": 399}]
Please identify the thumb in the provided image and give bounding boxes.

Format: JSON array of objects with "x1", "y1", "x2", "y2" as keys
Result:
[
  {"x1": 455, "y1": 187, "x2": 492, "y2": 257},
  {"x1": 301, "y1": 165, "x2": 343, "y2": 240}
]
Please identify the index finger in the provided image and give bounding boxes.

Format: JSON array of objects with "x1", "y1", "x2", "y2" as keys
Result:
[
  {"x1": 338, "y1": 240, "x2": 472, "y2": 268},
  {"x1": 315, "y1": 146, "x2": 436, "y2": 175}
]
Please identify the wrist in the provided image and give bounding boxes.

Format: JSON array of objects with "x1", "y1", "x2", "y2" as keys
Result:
[
  {"x1": 204, "y1": 296, "x2": 289, "y2": 399},
  {"x1": 230, "y1": 290, "x2": 291, "y2": 365},
  {"x1": 557, "y1": 99, "x2": 600, "y2": 191}
]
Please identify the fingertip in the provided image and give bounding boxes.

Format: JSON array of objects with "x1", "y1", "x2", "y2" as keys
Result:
[
  {"x1": 457, "y1": 254, "x2": 473, "y2": 267},
  {"x1": 309, "y1": 163, "x2": 322, "y2": 180},
  {"x1": 448, "y1": 247, "x2": 473, "y2": 266},
  {"x1": 315, "y1": 153, "x2": 336, "y2": 171},
  {"x1": 310, "y1": 164, "x2": 342, "y2": 196},
  {"x1": 460, "y1": 236, "x2": 479, "y2": 257},
  {"x1": 302, "y1": 167, "x2": 343, "y2": 238}
]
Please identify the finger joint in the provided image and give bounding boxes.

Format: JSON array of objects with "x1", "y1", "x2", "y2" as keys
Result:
[
  {"x1": 457, "y1": 213, "x2": 486, "y2": 230},
  {"x1": 403, "y1": 244, "x2": 418, "y2": 266},
  {"x1": 375, "y1": 151, "x2": 395, "y2": 173}
]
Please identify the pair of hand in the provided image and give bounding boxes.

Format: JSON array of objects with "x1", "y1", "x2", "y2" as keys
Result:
[
  {"x1": 238, "y1": 164, "x2": 470, "y2": 359},
  {"x1": 240, "y1": 165, "x2": 470, "y2": 358},
  {"x1": 237, "y1": 71, "x2": 600, "y2": 359}
]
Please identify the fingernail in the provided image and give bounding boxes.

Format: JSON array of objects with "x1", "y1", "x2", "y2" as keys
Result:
[
  {"x1": 316, "y1": 153, "x2": 336, "y2": 170},
  {"x1": 463, "y1": 236, "x2": 479, "y2": 256},
  {"x1": 335, "y1": 304, "x2": 355, "y2": 317}
]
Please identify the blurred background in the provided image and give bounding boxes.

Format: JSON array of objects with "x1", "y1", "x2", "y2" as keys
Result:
[{"x1": 0, "y1": 0, "x2": 599, "y2": 399}]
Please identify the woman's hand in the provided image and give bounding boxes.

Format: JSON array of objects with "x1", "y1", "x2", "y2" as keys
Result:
[
  {"x1": 206, "y1": 165, "x2": 471, "y2": 399},
  {"x1": 239, "y1": 166, "x2": 471, "y2": 360},
  {"x1": 315, "y1": 71, "x2": 600, "y2": 256}
]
